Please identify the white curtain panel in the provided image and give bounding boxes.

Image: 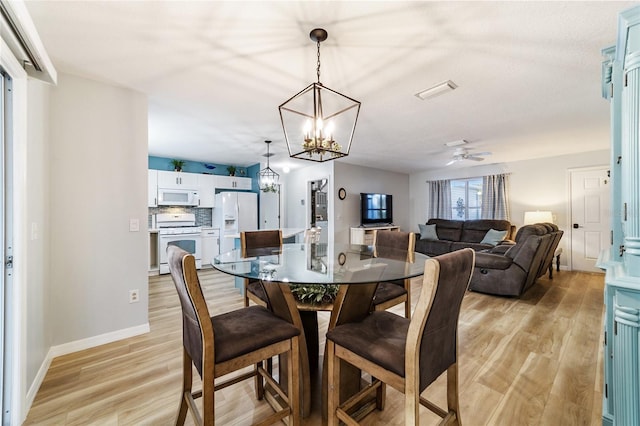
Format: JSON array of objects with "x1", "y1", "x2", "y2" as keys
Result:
[
  {"x1": 481, "y1": 174, "x2": 511, "y2": 220},
  {"x1": 428, "y1": 180, "x2": 452, "y2": 219}
]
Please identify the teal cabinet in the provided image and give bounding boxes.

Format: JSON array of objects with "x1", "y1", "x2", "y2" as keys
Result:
[{"x1": 600, "y1": 6, "x2": 640, "y2": 425}]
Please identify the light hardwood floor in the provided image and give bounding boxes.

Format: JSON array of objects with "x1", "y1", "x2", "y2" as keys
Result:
[{"x1": 25, "y1": 268, "x2": 605, "y2": 425}]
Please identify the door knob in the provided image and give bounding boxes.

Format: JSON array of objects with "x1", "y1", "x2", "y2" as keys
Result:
[{"x1": 573, "y1": 223, "x2": 580, "y2": 229}]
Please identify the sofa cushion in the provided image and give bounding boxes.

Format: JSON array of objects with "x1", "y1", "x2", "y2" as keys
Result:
[
  {"x1": 459, "y1": 219, "x2": 512, "y2": 243},
  {"x1": 480, "y1": 229, "x2": 508, "y2": 246},
  {"x1": 414, "y1": 240, "x2": 453, "y2": 256},
  {"x1": 426, "y1": 219, "x2": 463, "y2": 241},
  {"x1": 451, "y1": 242, "x2": 493, "y2": 252},
  {"x1": 418, "y1": 224, "x2": 438, "y2": 240}
]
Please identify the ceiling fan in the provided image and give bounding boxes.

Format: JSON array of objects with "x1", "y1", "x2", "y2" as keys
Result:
[{"x1": 446, "y1": 148, "x2": 492, "y2": 166}]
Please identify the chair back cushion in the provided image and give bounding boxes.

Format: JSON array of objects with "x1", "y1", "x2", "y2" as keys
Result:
[
  {"x1": 241, "y1": 230, "x2": 283, "y2": 256},
  {"x1": 167, "y1": 245, "x2": 210, "y2": 377},
  {"x1": 414, "y1": 248, "x2": 474, "y2": 391},
  {"x1": 374, "y1": 230, "x2": 415, "y2": 261},
  {"x1": 426, "y1": 219, "x2": 464, "y2": 241}
]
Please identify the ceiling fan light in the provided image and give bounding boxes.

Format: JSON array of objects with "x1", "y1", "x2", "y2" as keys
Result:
[
  {"x1": 445, "y1": 139, "x2": 468, "y2": 147},
  {"x1": 415, "y1": 80, "x2": 457, "y2": 100}
]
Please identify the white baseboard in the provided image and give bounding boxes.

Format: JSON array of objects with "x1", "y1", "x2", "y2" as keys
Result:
[
  {"x1": 49, "y1": 323, "x2": 150, "y2": 358},
  {"x1": 25, "y1": 347, "x2": 54, "y2": 410},
  {"x1": 25, "y1": 323, "x2": 150, "y2": 412}
]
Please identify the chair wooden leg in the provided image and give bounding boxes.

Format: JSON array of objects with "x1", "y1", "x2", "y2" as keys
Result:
[
  {"x1": 243, "y1": 279, "x2": 250, "y2": 307},
  {"x1": 289, "y1": 336, "x2": 301, "y2": 426},
  {"x1": 327, "y1": 340, "x2": 340, "y2": 426},
  {"x1": 446, "y1": 363, "x2": 461, "y2": 426},
  {"x1": 376, "y1": 381, "x2": 386, "y2": 410},
  {"x1": 255, "y1": 361, "x2": 264, "y2": 400},
  {"x1": 176, "y1": 348, "x2": 192, "y2": 425}
]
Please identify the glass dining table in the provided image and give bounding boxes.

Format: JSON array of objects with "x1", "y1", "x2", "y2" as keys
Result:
[{"x1": 213, "y1": 242, "x2": 429, "y2": 418}]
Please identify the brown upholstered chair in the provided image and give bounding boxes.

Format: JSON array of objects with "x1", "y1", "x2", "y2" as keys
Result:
[
  {"x1": 326, "y1": 248, "x2": 475, "y2": 426},
  {"x1": 240, "y1": 230, "x2": 283, "y2": 307},
  {"x1": 167, "y1": 245, "x2": 301, "y2": 426},
  {"x1": 372, "y1": 230, "x2": 416, "y2": 318},
  {"x1": 470, "y1": 224, "x2": 552, "y2": 296},
  {"x1": 535, "y1": 223, "x2": 563, "y2": 279}
]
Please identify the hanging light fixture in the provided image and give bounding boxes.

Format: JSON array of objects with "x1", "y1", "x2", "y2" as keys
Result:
[
  {"x1": 257, "y1": 140, "x2": 279, "y2": 193},
  {"x1": 279, "y1": 28, "x2": 361, "y2": 162}
]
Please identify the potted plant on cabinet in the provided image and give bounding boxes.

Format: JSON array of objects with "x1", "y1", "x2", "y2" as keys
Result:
[
  {"x1": 227, "y1": 165, "x2": 237, "y2": 176},
  {"x1": 171, "y1": 159, "x2": 185, "y2": 172}
]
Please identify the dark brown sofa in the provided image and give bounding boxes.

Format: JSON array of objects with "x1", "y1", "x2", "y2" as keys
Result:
[
  {"x1": 415, "y1": 218, "x2": 515, "y2": 257},
  {"x1": 469, "y1": 223, "x2": 561, "y2": 296}
]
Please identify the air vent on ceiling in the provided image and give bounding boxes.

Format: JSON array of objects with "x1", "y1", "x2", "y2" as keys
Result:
[{"x1": 415, "y1": 80, "x2": 457, "y2": 100}]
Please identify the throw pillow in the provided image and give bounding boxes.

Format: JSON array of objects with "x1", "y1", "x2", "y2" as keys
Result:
[
  {"x1": 418, "y1": 224, "x2": 439, "y2": 241},
  {"x1": 480, "y1": 228, "x2": 508, "y2": 246}
]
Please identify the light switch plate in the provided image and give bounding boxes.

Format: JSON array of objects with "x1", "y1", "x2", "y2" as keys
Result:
[{"x1": 129, "y1": 218, "x2": 140, "y2": 232}]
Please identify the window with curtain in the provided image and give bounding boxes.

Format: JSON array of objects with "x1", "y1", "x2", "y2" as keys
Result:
[
  {"x1": 429, "y1": 174, "x2": 510, "y2": 221},
  {"x1": 450, "y1": 178, "x2": 483, "y2": 220}
]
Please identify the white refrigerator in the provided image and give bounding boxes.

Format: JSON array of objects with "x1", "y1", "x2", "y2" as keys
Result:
[{"x1": 214, "y1": 192, "x2": 258, "y2": 254}]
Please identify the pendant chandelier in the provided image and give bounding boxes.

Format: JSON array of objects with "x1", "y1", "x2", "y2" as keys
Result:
[
  {"x1": 257, "y1": 140, "x2": 279, "y2": 193},
  {"x1": 279, "y1": 28, "x2": 361, "y2": 162}
]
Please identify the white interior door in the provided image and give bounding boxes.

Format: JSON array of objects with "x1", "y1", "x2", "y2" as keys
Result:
[{"x1": 570, "y1": 167, "x2": 610, "y2": 272}]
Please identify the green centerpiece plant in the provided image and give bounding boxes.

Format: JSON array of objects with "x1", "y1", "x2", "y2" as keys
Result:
[{"x1": 289, "y1": 284, "x2": 339, "y2": 305}]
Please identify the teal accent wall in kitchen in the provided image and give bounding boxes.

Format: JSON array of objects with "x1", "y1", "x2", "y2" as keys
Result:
[{"x1": 148, "y1": 155, "x2": 257, "y2": 177}]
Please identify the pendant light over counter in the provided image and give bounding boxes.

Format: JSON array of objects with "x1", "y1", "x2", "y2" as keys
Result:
[{"x1": 257, "y1": 140, "x2": 279, "y2": 193}]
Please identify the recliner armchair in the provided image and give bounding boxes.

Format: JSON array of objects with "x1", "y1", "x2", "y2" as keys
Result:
[{"x1": 469, "y1": 224, "x2": 552, "y2": 296}]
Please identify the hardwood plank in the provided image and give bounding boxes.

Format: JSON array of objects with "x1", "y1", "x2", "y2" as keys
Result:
[{"x1": 24, "y1": 269, "x2": 605, "y2": 425}]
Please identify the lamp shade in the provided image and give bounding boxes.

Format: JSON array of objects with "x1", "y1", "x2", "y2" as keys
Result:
[{"x1": 524, "y1": 211, "x2": 553, "y2": 225}]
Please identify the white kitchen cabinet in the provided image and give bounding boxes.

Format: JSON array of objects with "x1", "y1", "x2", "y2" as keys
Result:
[
  {"x1": 350, "y1": 225, "x2": 400, "y2": 245},
  {"x1": 198, "y1": 174, "x2": 216, "y2": 207},
  {"x1": 157, "y1": 170, "x2": 198, "y2": 189},
  {"x1": 215, "y1": 175, "x2": 252, "y2": 190},
  {"x1": 201, "y1": 228, "x2": 220, "y2": 267},
  {"x1": 148, "y1": 169, "x2": 158, "y2": 207}
]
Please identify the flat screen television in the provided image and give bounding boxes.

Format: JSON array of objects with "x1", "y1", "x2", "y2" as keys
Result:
[{"x1": 360, "y1": 193, "x2": 393, "y2": 226}]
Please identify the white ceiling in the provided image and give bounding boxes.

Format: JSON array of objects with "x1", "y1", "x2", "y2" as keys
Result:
[{"x1": 24, "y1": 1, "x2": 638, "y2": 174}]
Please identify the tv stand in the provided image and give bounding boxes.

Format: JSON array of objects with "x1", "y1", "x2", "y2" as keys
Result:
[{"x1": 350, "y1": 225, "x2": 400, "y2": 245}]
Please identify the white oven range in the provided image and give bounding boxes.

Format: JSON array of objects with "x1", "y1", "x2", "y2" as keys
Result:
[{"x1": 157, "y1": 213, "x2": 202, "y2": 274}]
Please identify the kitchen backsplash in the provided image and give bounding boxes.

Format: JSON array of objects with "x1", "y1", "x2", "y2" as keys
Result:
[{"x1": 148, "y1": 206, "x2": 213, "y2": 228}]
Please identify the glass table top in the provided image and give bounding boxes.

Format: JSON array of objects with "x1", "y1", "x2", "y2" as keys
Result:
[{"x1": 213, "y1": 243, "x2": 428, "y2": 285}]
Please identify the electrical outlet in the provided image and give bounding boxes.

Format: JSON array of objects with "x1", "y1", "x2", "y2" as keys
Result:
[{"x1": 129, "y1": 289, "x2": 139, "y2": 303}]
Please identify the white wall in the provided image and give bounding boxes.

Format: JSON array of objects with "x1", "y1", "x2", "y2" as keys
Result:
[
  {"x1": 282, "y1": 161, "x2": 411, "y2": 244},
  {"x1": 25, "y1": 79, "x2": 51, "y2": 392},
  {"x1": 334, "y1": 162, "x2": 409, "y2": 244},
  {"x1": 282, "y1": 161, "x2": 334, "y2": 232},
  {"x1": 409, "y1": 149, "x2": 610, "y2": 268},
  {"x1": 48, "y1": 73, "x2": 149, "y2": 345}
]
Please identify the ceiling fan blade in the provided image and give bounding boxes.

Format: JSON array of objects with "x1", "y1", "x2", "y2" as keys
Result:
[
  {"x1": 473, "y1": 151, "x2": 492, "y2": 156},
  {"x1": 445, "y1": 159, "x2": 458, "y2": 166},
  {"x1": 467, "y1": 156, "x2": 485, "y2": 161}
]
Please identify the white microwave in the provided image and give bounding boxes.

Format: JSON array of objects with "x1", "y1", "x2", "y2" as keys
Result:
[{"x1": 158, "y1": 188, "x2": 200, "y2": 206}]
